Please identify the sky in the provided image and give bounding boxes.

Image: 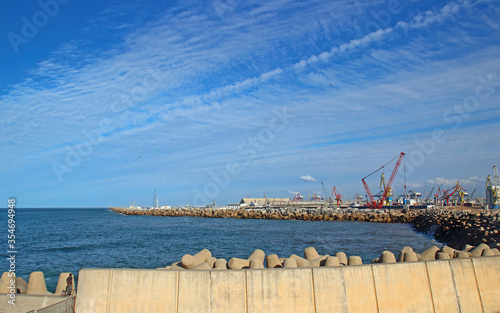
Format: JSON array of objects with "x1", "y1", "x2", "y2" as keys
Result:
[{"x1": 1, "y1": 0, "x2": 500, "y2": 208}]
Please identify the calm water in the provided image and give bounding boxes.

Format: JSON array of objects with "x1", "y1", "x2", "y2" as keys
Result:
[{"x1": 1, "y1": 208, "x2": 441, "y2": 291}]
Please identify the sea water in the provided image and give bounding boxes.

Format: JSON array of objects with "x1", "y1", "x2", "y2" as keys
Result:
[{"x1": 0, "y1": 208, "x2": 441, "y2": 291}]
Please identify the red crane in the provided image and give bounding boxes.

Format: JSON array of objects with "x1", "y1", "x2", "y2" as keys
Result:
[
  {"x1": 443, "y1": 182, "x2": 465, "y2": 206},
  {"x1": 362, "y1": 152, "x2": 405, "y2": 210},
  {"x1": 332, "y1": 186, "x2": 342, "y2": 206}
]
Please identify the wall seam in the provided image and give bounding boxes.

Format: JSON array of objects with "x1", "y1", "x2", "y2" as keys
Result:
[
  {"x1": 208, "y1": 271, "x2": 212, "y2": 313},
  {"x1": 310, "y1": 268, "x2": 317, "y2": 313},
  {"x1": 175, "y1": 271, "x2": 180, "y2": 313},
  {"x1": 471, "y1": 258, "x2": 486, "y2": 313},
  {"x1": 244, "y1": 270, "x2": 248, "y2": 313},
  {"x1": 448, "y1": 259, "x2": 463, "y2": 313},
  {"x1": 370, "y1": 265, "x2": 380, "y2": 313},
  {"x1": 424, "y1": 261, "x2": 437, "y2": 313},
  {"x1": 105, "y1": 270, "x2": 113, "y2": 313}
]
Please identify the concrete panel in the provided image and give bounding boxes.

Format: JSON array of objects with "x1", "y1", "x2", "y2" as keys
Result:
[
  {"x1": 107, "y1": 269, "x2": 177, "y2": 313},
  {"x1": 425, "y1": 260, "x2": 460, "y2": 313},
  {"x1": 312, "y1": 266, "x2": 348, "y2": 313},
  {"x1": 0, "y1": 294, "x2": 65, "y2": 313},
  {"x1": 343, "y1": 265, "x2": 377, "y2": 313},
  {"x1": 372, "y1": 262, "x2": 434, "y2": 313},
  {"x1": 178, "y1": 270, "x2": 210, "y2": 313},
  {"x1": 75, "y1": 269, "x2": 111, "y2": 313},
  {"x1": 210, "y1": 270, "x2": 246, "y2": 313},
  {"x1": 449, "y1": 258, "x2": 483, "y2": 313},
  {"x1": 472, "y1": 256, "x2": 500, "y2": 313},
  {"x1": 246, "y1": 268, "x2": 314, "y2": 313}
]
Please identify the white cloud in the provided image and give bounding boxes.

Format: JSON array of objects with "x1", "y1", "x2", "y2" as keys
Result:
[
  {"x1": 427, "y1": 177, "x2": 483, "y2": 187},
  {"x1": 300, "y1": 175, "x2": 317, "y2": 182}
]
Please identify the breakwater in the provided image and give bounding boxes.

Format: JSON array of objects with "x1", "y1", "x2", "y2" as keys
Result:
[
  {"x1": 75, "y1": 256, "x2": 500, "y2": 313},
  {"x1": 109, "y1": 206, "x2": 500, "y2": 249}
]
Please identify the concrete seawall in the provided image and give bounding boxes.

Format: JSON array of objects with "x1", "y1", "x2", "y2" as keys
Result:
[{"x1": 75, "y1": 256, "x2": 500, "y2": 313}]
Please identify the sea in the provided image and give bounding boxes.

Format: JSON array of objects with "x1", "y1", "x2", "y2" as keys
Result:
[{"x1": 1, "y1": 208, "x2": 442, "y2": 292}]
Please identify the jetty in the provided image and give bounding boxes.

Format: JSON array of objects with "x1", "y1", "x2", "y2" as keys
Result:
[{"x1": 2, "y1": 206, "x2": 499, "y2": 312}]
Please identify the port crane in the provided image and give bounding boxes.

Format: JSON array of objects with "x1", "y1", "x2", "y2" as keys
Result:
[
  {"x1": 362, "y1": 152, "x2": 405, "y2": 210},
  {"x1": 332, "y1": 186, "x2": 342, "y2": 206},
  {"x1": 486, "y1": 171, "x2": 498, "y2": 209},
  {"x1": 424, "y1": 187, "x2": 434, "y2": 203},
  {"x1": 379, "y1": 173, "x2": 393, "y2": 205},
  {"x1": 321, "y1": 182, "x2": 331, "y2": 206},
  {"x1": 443, "y1": 181, "x2": 465, "y2": 206}
]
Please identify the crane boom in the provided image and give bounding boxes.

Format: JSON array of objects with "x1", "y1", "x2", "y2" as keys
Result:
[{"x1": 362, "y1": 152, "x2": 405, "y2": 209}]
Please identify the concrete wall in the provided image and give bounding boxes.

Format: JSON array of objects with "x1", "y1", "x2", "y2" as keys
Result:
[
  {"x1": 30, "y1": 297, "x2": 75, "y2": 313},
  {"x1": 75, "y1": 256, "x2": 500, "y2": 313},
  {"x1": 0, "y1": 295, "x2": 66, "y2": 313}
]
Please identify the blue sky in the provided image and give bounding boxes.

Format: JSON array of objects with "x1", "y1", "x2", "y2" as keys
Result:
[{"x1": 1, "y1": 0, "x2": 500, "y2": 208}]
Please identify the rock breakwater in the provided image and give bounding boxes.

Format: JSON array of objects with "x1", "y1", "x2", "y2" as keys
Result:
[{"x1": 109, "y1": 206, "x2": 500, "y2": 249}]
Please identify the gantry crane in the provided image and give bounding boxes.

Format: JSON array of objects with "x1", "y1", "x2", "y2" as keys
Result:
[
  {"x1": 332, "y1": 186, "x2": 342, "y2": 206},
  {"x1": 362, "y1": 152, "x2": 405, "y2": 210}
]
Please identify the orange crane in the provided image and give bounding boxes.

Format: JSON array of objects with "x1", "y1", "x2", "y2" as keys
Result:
[
  {"x1": 362, "y1": 152, "x2": 405, "y2": 210},
  {"x1": 332, "y1": 186, "x2": 342, "y2": 206}
]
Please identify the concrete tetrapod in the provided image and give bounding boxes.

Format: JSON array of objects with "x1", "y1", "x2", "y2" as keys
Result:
[
  {"x1": 420, "y1": 246, "x2": 440, "y2": 261},
  {"x1": 250, "y1": 259, "x2": 265, "y2": 269},
  {"x1": 0, "y1": 272, "x2": 15, "y2": 294},
  {"x1": 482, "y1": 249, "x2": 495, "y2": 257},
  {"x1": 403, "y1": 251, "x2": 418, "y2": 262},
  {"x1": 181, "y1": 249, "x2": 212, "y2": 269},
  {"x1": 397, "y1": 247, "x2": 414, "y2": 262},
  {"x1": 441, "y1": 246, "x2": 456, "y2": 259},
  {"x1": 470, "y1": 243, "x2": 490, "y2": 257},
  {"x1": 214, "y1": 259, "x2": 227, "y2": 270},
  {"x1": 26, "y1": 271, "x2": 52, "y2": 295},
  {"x1": 170, "y1": 261, "x2": 186, "y2": 270},
  {"x1": 228, "y1": 258, "x2": 250, "y2": 269},
  {"x1": 436, "y1": 251, "x2": 450, "y2": 260},
  {"x1": 55, "y1": 273, "x2": 76, "y2": 295},
  {"x1": 283, "y1": 258, "x2": 298, "y2": 268},
  {"x1": 335, "y1": 252, "x2": 348, "y2": 266},
  {"x1": 304, "y1": 247, "x2": 320, "y2": 261},
  {"x1": 289, "y1": 254, "x2": 310, "y2": 267},
  {"x1": 348, "y1": 256, "x2": 363, "y2": 265},
  {"x1": 206, "y1": 257, "x2": 217, "y2": 268},
  {"x1": 309, "y1": 255, "x2": 328, "y2": 267},
  {"x1": 454, "y1": 251, "x2": 469, "y2": 258},
  {"x1": 16, "y1": 277, "x2": 28, "y2": 294},
  {"x1": 266, "y1": 254, "x2": 282, "y2": 268},
  {"x1": 247, "y1": 249, "x2": 265, "y2": 263},
  {"x1": 378, "y1": 251, "x2": 396, "y2": 263},
  {"x1": 324, "y1": 256, "x2": 340, "y2": 267},
  {"x1": 192, "y1": 262, "x2": 213, "y2": 270}
]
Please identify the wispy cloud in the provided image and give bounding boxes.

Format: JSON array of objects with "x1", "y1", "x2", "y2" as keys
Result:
[
  {"x1": 1, "y1": 0, "x2": 499, "y2": 206},
  {"x1": 300, "y1": 175, "x2": 317, "y2": 182}
]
